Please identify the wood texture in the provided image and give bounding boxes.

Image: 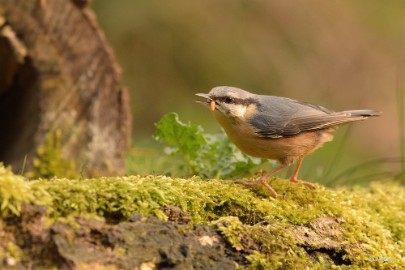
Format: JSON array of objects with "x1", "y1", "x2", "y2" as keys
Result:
[{"x1": 0, "y1": 0, "x2": 132, "y2": 175}]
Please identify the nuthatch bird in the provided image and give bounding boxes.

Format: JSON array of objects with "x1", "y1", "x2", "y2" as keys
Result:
[{"x1": 196, "y1": 86, "x2": 381, "y2": 198}]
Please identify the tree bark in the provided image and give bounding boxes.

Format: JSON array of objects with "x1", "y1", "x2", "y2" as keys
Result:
[{"x1": 0, "y1": 0, "x2": 131, "y2": 175}]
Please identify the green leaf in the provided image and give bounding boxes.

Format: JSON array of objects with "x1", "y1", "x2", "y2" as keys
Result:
[
  {"x1": 154, "y1": 112, "x2": 266, "y2": 178},
  {"x1": 155, "y1": 112, "x2": 207, "y2": 173},
  {"x1": 155, "y1": 113, "x2": 206, "y2": 158}
]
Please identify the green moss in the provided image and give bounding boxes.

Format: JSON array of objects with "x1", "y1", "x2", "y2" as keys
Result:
[
  {"x1": 5, "y1": 242, "x2": 21, "y2": 262},
  {"x1": 0, "y1": 164, "x2": 403, "y2": 268},
  {"x1": 213, "y1": 216, "x2": 325, "y2": 269},
  {"x1": 0, "y1": 241, "x2": 22, "y2": 268},
  {"x1": 0, "y1": 220, "x2": 22, "y2": 267},
  {"x1": 28, "y1": 129, "x2": 77, "y2": 179},
  {"x1": 0, "y1": 165, "x2": 35, "y2": 217}
]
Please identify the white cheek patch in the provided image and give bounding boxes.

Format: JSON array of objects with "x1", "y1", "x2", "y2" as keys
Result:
[{"x1": 230, "y1": 104, "x2": 247, "y2": 117}]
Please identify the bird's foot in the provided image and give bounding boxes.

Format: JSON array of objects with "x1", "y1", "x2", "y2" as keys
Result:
[
  {"x1": 259, "y1": 178, "x2": 278, "y2": 198},
  {"x1": 255, "y1": 169, "x2": 267, "y2": 177},
  {"x1": 235, "y1": 177, "x2": 278, "y2": 198},
  {"x1": 289, "y1": 177, "x2": 316, "y2": 190},
  {"x1": 235, "y1": 179, "x2": 261, "y2": 186}
]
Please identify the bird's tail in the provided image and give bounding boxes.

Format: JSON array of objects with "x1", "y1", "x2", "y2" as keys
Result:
[{"x1": 343, "y1": 109, "x2": 382, "y2": 118}]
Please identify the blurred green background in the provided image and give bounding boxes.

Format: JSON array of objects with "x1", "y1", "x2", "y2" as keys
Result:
[{"x1": 92, "y1": 0, "x2": 404, "y2": 184}]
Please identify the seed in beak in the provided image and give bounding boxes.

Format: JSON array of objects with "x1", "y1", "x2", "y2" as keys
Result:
[{"x1": 210, "y1": 100, "x2": 216, "y2": 111}]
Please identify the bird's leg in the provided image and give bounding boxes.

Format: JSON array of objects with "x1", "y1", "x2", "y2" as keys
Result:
[
  {"x1": 236, "y1": 163, "x2": 288, "y2": 198},
  {"x1": 289, "y1": 157, "x2": 316, "y2": 189}
]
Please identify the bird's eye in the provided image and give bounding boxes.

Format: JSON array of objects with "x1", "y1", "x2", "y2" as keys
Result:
[{"x1": 224, "y1": 97, "x2": 234, "y2": 104}]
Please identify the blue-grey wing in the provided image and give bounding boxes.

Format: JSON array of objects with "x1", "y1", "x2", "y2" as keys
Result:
[{"x1": 247, "y1": 96, "x2": 357, "y2": 138}]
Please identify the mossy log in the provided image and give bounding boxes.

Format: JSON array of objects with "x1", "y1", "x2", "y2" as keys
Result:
[
  {"x1": 0, "y1": 0, "x2": 131, "y2": 175},
  {"x1": 0, "y1": 166, "x2": 403, "y2": 269}
]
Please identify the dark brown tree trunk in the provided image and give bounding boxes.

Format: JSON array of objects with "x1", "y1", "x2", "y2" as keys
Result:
[{"x1": 0, "y1": 0, "x2": 132, "y2": 175}]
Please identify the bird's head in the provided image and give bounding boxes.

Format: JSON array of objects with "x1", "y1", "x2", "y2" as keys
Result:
[{"x1": 195, "y1": 86, "x2": 257, "y2": 118}]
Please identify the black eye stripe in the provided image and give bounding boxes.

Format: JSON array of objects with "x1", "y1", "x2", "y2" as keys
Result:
[
  {"x1": 224, "y1": 97, "x2": 233, "y2": 103},
  {"x1": 212, "y1": 96, "x2": 257, "y2": 106}
]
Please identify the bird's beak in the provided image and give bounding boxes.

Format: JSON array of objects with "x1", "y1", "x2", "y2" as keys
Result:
[{"x1": 195, "y1": 93, "x2": 216, "y2": 111}]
